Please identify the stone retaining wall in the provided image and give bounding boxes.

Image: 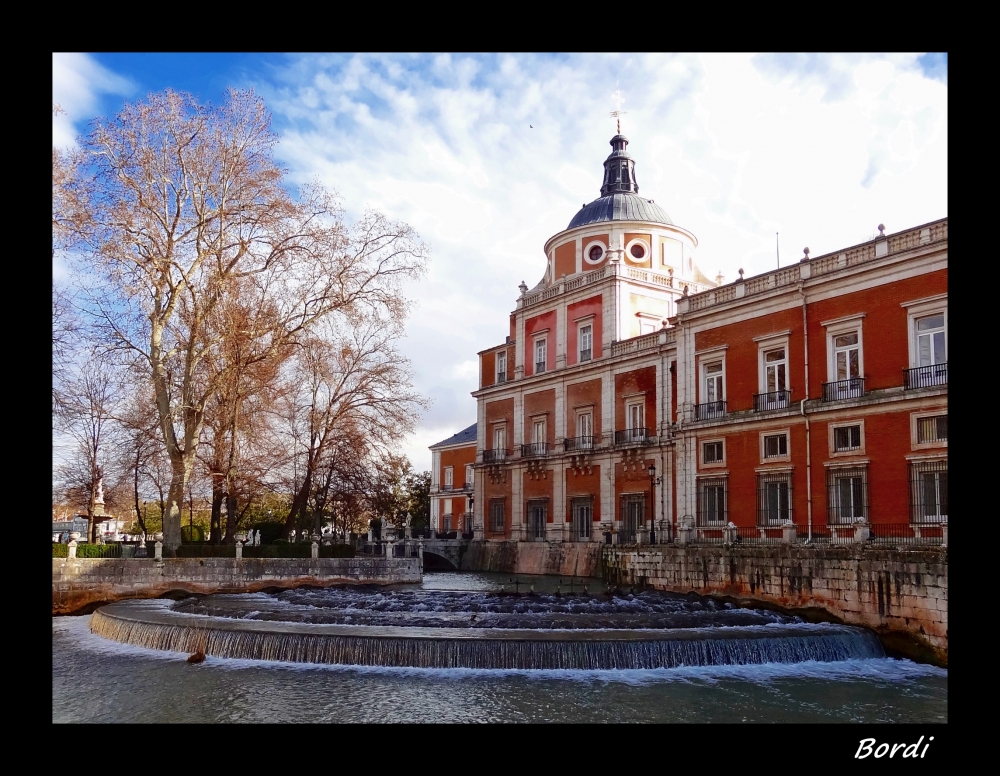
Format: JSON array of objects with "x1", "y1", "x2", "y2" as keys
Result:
[
  {"x1": 460, "y1": 541, "x2": 602, "y2": 578},
  {"x1": 601, "y1": 545, "x2": 947, "y2": 665},
  {"x1": 52, "y1": 557, "x2": 421, "y2": 615}
]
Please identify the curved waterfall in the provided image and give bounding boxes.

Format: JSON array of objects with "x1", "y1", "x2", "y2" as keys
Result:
[{"x1": 89, "y1": 588, "x2": 884, "y2": 670}]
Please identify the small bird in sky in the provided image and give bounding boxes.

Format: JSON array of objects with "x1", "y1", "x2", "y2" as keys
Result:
[{"x1": 530, "y1": 125, "x2": 533, "y2": 128}]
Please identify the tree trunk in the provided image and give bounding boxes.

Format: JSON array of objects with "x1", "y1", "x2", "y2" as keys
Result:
[
  {"x1": 163, "y1": 457, "x2": 190, "y2": 551},
  {"x1": 224, "y1": 488, "x2": 238, "y2": 544},
  {"x1": 210, "y1": 481, "x2": 224, "y2": 544}
]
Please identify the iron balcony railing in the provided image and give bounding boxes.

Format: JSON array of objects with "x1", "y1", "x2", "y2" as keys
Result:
[
  {"x1": 904, "y1": 363, "x2": 947, "y2": 389},
  {"x1": 579, "y1": 348, "x2": 592, "y2": 362},
  {"x1": 496, "y1": 373, "x2": 507, "y2": 384},
  {"x1": 614, "y1": 427, "x2": 652, "y2": 445},
  {"x1": 568, "y1": 521, "x2": 592, "y2": 542},
  {"x1": 521, "y1": 442, "x2": 553, "y2": 458},
  {"x1": 525, "y1": 517, "x2": 546, "y2": 541},
  {"x1": 694, "y1": 401, "x2": 726, "y2": 420},
  {"x1": 753, "y1": 389, "x2": 791, "y2": 412},
  {"x1": 482, "y1": 448, "x2": 510, "y2": 463},
  {"x1": 564, "y1": 435, "x2": 599, "y2": 451},
  {"x1": 616, "y1": 528, "x2": 637, "y2": 544},
  {"x1": 822, "y1": 377, "x2": 865, "y2": 402},
  {"x1": 535, "y1": 362, "x2": 546, "y2": 374}
]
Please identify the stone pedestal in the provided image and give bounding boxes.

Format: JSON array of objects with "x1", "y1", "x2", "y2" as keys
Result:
[
  {"x1": 942, "y1": 522, "x2": 948, "y2": 548},
  {"x1": 853, "y1": 520, "x2": 870, "y2": 543},
  {"x1": 155, "y1": 541, "x2": 164, "y2": 561},
  {"x1": 68, "y1": 540, "x2": 77, "y2": 559},
  {"x1": 311, "y1": 541, "x2": 319, "y2": 559},
  {"x1": 782, "y1": 522, "x2": 797, "y2": 544},
  {"x1": 723, "y1": 525, "x2": 738, "y2": 546}
]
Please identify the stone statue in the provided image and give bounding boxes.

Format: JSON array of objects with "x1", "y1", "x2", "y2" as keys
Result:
[{"x1": 405, "y1": 512, "x2": 412, "y2": 528}]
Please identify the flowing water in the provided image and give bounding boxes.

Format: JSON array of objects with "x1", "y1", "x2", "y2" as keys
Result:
[{"x1": 53, "y1": 572, "x2": 947, "y2": 723}]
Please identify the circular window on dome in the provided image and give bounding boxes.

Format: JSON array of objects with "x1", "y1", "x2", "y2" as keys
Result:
[
  {"x1": 584, "y1": 241, "x2": 606, "y2": 265},
  {"x1": 625, "y1": 239, "x2": 650, "y2": 263}
]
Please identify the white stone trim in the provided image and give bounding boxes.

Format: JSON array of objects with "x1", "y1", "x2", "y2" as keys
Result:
[
  {"x1": 699, "y1": 436, "x2": 726, "y2": 469},
  {"x1": 624, "y1": 237, "x2": 651, "y2": 265},
  {"x1": 583, "y1": 240, "x2": 607, "y2": 265},
  {"x1": 904, "y1": 294, "x2": 947, "y2": 369},
  {"x1": 910, "y1": 409, "x2": 948, "y2": 451},
  {"x1": 828, "y1": 418, "x2": 866, "y2": 458},
  {"x1": 823, "y1": 315, "x2": 865, "y2": 385},
  {"x1": 759, "y1": 427, "x2": 792, "y2": 464}
]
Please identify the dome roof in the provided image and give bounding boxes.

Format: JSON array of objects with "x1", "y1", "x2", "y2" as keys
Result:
[{"x1": 568, "y1": 193, "x2": 673, "y2": 229}]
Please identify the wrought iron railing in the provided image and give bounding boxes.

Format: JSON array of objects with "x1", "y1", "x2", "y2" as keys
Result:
[
  {"x1": 616, "y1": 528, "x2": 637, "y2": 544},
  {"x1": 535, "y1": 362, "x2": 546, "y2": 374},
  {"x1": 482, "y1": 448, "x2": 510, "y2": 463},
  {"x1": 614, "y1": 428, "x2": 651, "y2": 445},
  {"x1": 525, "y1": 518, "x2": 546, "y2": 541},
  {"x1": 521, "y1": 441, "x2": 553, "y2": 458},
  {"x1": 694, "y1": 401, "x2": 726, "y2": 420},
  {"x1": 568, "y1": 521, "x2": 592, "y2": 542},
  {"x1": 564, "y1": 435, "x2": 599, "y2": 451},
  {"x1": 579, "y1": 348, "x2": 592, "y2": 362},
  {"x1": 496, "y1": 373, "x2": 507, "y2": 383},
  {"x1": 866, "y1": 523, "x2": 945, "y2": 547},
  {"x1": 904, "y1": 363, "x2": 947, "y2": 389},
  {"x1": 753, "y1": 390, "x2": 791, "y2": 412},
  {"x1": 822, "y1": 377, "x2": 865, "y2": 402}
]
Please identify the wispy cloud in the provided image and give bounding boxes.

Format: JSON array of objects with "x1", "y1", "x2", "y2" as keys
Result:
[{"x1": 52, "y1": 53, "x2": 135, "y2": 148}]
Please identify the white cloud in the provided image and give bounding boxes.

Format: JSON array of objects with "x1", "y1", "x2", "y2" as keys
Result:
[{"x1": 52, "y1": 53, "x2": 135, "y2": 148}]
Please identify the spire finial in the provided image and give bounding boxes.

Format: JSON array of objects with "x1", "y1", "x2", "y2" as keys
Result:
[{"x1": 610, "y1": 81, "x2": 627, "y2": 135}]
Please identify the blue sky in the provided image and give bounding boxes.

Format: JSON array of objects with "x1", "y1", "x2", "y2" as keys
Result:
[{"x1": 54, "y1": 53, "x2": 948, "y2": 472}]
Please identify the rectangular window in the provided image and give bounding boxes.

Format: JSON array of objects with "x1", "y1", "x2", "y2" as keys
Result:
[
  {"x1": 757, "y1": 473, "x2": 792, "y2": 525},
  {"x1": 834, "y1": 332, "x2": 861, "y2": 380},
  {"x1": 496, "y1": 351, "x2": 507, "y2": 383},
  {"x1": 916, "y1": 314, "x2": 946, "y2": 367},
  {"x1": 535, "y1": 338, "x2": 547, "y2": 373},
  {"x1": 570, "y1": 497, "x2": 592, "y2": 541},
  {"x1": 619, "y1": 494, "x2": 645, "y2": 543},
  {"x1": 763, "y1": 433, "x2": 788, "y2": 459},
  {"x1": 917, "y1": 415, "x2": 947, "y2": 443},
  {"x1": 526, "y1": 499, "x2": 547, "y2": 540},
  {"x1": 465, "y1": 465, "x2": 474, "y2": 487},
  {"x1": 533, "y1": 418, "x2": 546, "y2": 444},
  {"x1": 576, "y1": 411, "x2": 593, "y2": 448},
  {"x1": 909, "y1": 461, "x2": 947, "y2": 524},
  {"x1": 833, "y1": 424, "x2": 862, "y2": 452},
  {"x1": 764, "y1": 348, "x2": 787, "y2": 393},
  {"x1": 579, "y1": 324, "x2": 593, "y2": 362},
  {"x1": 827, "y1": 466, "x2": 868, "y2": 524},
  {"x1": 703, "y1": 441, "x2": 723, "y2": 464},
  {"x1": 489, "y1": 499, "x2": 505, "y2": 534},
  {"x1": 493, "y1": 426, "x2": 507, "y2": 457},
  {"x1": 624, "y1": 399, "x2": 645, "y2": 443},
  {"x1": 444, "y1": 467, "x2": 453, "y2": 489},
  {"x1": 697, "y1": 478, "x2": 727, "y2": 525},
  {"x1": 703, "y1": 361, "x2": 724, "y2": 403}
]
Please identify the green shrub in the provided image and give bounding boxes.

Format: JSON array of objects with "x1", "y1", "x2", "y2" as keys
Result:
[
  {"x1": 52, "y1": 543, "x2": 68, "y2": 558},
  {"x1": 181, "y1": 525, "x2": 206, "y2": 543},
  {"x1": 176, "y1": 544, "x2": 236, "y2": 558}
]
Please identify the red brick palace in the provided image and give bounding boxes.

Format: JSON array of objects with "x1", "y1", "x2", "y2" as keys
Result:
[{"x1": 441, "y1": 132, "x2": 947, "y2": 545}]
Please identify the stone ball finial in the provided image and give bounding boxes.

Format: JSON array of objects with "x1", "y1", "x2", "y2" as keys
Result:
[
  {"x1": 803, "y1": 247, "x2": 810, "y2": 258},
  {"x1": 518, "y1": 280, "x2": 528, "y2": 295},
  {"x1": 737, "y1": 268, "x2": 744, "y2": 281}
]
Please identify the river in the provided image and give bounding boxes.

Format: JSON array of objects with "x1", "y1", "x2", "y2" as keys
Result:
[{"x1": 52, "y1": 571, "x2": 946, "y2": 723}]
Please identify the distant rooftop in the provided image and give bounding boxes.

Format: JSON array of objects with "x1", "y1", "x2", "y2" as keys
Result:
[{"x1": 430, "y1": 422, "x2": 477, "y2": 449}]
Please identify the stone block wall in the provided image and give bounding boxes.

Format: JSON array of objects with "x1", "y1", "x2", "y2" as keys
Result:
[
  {"x1": 461, "y1": 541, "x2": 602, "y2": 577},
  {"x1": 52, "y1": 557, "x2": 421, "y2": 615},
  {"x1": 601, "y1": 545, "x2": 947, "y2": 665}
]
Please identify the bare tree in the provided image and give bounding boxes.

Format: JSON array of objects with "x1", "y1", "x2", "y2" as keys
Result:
[
  {"x1": 65, "y1": 89, "x2": 427, "y2": 550},
  {"x1": 281, "y1": 315, "x2": 428, "y2": 536}
]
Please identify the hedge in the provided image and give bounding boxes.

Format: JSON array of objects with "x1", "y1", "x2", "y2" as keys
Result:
[{"x1": 175, "y1": 543, "x2": 355, "y2": 559}]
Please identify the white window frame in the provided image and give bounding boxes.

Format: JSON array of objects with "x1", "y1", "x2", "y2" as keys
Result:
[
  {"x1": 533, "y1": 335, "x2": 548, "y2": 374},
  {"x1": 575, "y1": 409, "x2": 594, "y2": 446},
  {"x1": 826, "y1": 462, "x2": 868, "y2": 525},
  {"x1": 532, "y1": 416, "x2": 547, "y2": 445},
  {"x1": 822, "y1": 314, "x2": 865, "y2": 385},
  {"x1": 496, "y1": 349, "x2": 507, "y2": 383},
  {"x1": 492, "y1": 423, "x2": 507, "y2": 456},
  {"x1": 444, "y1": 467, "x2": 453, "y2": 490},
  {"x1": 759, "y1": 427, "x2": 791, "y2": 464},
  {"x1": 754, "y1": 331, "x2": 792, "y2": 398},
  {"x1": 583, "y1": 239, "x2": 607, "y2": 265},
  {"x1": 701, "y1": 359, "x2": 726, "y2": 405},
  {"x1": 578, "y1": 321, "x2": 594, "y2": 362},
  {"x1": 828, "y1": 419, "x2": 866, "y2": 458},
  {"x1": 625, "y1": 396, "x2": 645, "y2": 440},
  {"x1": 757, "y1": 471, "x2": 793, "y2": 526},
  {"x1": 910, "y1": 410, "x2": 948, "y2": 450},
  {"x1": 624, "y1": 237, "x2": 650, "y2": 264},
  {"x1": 700, "y1": 437, "x2": 726, "y2": 469},
  {"x1": 465, "y1": 465, "x2": 474, "y2": 488},
  {"x1": 902, "y1": 294, "x2": 947, "y2": 370}
]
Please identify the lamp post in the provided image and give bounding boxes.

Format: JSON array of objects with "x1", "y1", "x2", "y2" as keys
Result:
[
  {"x1": 468, "y1": 494, "x2": 475, "y2": 537},
  {"x1": 647, "y1": 463, "x2": 662, "y2": 544}
]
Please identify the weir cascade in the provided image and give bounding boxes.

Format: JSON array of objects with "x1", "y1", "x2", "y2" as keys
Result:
[{"x1": 89, "y1": 585, "x2": 884, "y2": 670}]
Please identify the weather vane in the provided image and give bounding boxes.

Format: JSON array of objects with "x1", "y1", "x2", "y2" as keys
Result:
[{"x1": 610, "y1": 81, "x2": 627, "y2": 134}]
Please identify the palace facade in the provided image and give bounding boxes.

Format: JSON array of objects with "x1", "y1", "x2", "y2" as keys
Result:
[{"x1": 447, "y1": 132, "x2": 947, "y2": 545}]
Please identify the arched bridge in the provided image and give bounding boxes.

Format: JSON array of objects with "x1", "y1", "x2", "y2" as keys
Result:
[{"x1": 360, "y1": 535, "x2": 474, "y2": 572}]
